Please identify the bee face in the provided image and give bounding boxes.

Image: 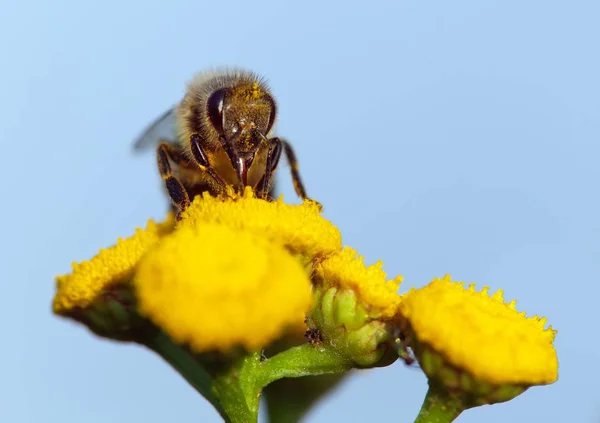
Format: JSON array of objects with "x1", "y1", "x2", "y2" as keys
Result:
[
  {"x1": 133, "y1": 68, "x2": 315, "y2": 217},
  {"x1": 206, "y1": 82, "x2": 276, "y2": 157}
]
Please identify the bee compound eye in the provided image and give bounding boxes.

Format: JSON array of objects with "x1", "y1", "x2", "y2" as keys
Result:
[{"x1": 207, "y1": 88, "x2": 227, "y2": 134}]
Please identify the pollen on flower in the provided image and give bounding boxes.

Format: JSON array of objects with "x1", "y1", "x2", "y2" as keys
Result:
[
  {"x1": 314, "y1": 247, "x2": 402, "y2": 319},
  {"x1": 133, "y1": 222, "x2": 313, "y2": 353},
  {"x1": 53, "y1": 214, "x2": 175, "y2": 315},
  {"x1": 399, "y1": 275, "x2": 558, "y2": 385},
  {"x1": 178, "y1": 187, "x2": 341, "y2": 259}
]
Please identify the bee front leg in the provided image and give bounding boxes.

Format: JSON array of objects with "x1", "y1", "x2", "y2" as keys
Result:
[
  {"x1": 157, "y1": 142, "x2": 190, "y2": 218},
  {"x1": 257, "y1": 138, "x2": 283, "y2": 199},
  {"x1": 189, "y1": 134, "x2": 230, "y2": 192}
]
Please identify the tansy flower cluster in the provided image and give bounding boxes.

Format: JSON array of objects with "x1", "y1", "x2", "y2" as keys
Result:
[
  {"x1": 54, "y1": 188, "x2": 342, "y2": 352},
  {"x1": 53, "y1": 188, "x2": 559, "y2": 423}
]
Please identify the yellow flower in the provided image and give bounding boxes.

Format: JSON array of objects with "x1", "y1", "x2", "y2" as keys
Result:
[
  {"x1": 178, "y1": 188, "x2": 341, "y2": 259},
  {"x1": 314, "y1": 247, "x2": 402, "y2": 319},
  {"x1": 399, "y1": 275, "x2": 558, "y2": 387},
  {"x1": 53, "y1": 215, "x2": 175, "y2": 315},
  {"x1": 307, "y1": 247, "x2": 403, "y2": 366},
  {"x1": 134, "y1": 222, "x2": 313, "y2": 353},
  {"x1": 54, "y1": 191, "x2": 334, "y2": 353}
]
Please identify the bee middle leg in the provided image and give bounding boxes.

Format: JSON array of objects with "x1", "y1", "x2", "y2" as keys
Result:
[
  {"x1": 157, "y1": 142, "x2": 190, "y2": 217},
  {"x1": 272, "y1": 137, "x2": 321, "y2": 207},
  {"x1": 278, "y1": 137, "x2": 309, "y2": 200}
]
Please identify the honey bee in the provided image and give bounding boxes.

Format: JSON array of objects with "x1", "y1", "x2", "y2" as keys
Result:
[{"x1": 133, "y1": 68, "x2": 315, "y2": 216}]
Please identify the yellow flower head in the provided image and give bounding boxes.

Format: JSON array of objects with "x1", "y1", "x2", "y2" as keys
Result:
[
  {"x1": 314, "y1": 247, "x2": 402, "y2": 319},
  {"x1": 399, "y1": 275, "x2": 558, "y2": 386},
  {"x1": 306, "y1": 247, "x2": 402, "y2": 367},
  {"x1": 53, "y1": 215, "x2": 175, "y2": 315},
  {"x1": 179, "y1": 188, "x2": 341, "y2": 259},
  {"x1": 134, "y1": 222, "x2": 313, "y2": 353}
]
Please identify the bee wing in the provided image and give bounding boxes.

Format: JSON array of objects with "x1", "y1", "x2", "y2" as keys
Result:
[{"x1": 132, "y1": 106, "x2": 178, "y2": 151}]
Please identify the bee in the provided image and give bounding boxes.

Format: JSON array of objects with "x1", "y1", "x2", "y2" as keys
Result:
[{"x1": 133, "y1": 68, "x2": 315, "y2": 217}]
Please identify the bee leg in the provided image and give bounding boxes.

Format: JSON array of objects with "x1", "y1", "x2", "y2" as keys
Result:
[
  {"x1": 272, "y1": 137, "x2": 321, "y2": 208},
  {"x1": 257, "y1": 138, "x2": 283, "y2": 199},
  {"x1": 190, "y1": 134, "x2": 230, "y2": 191},
  {"x1": 157, "y1": 142, "x2": 190, "y2": 218},
  {"x1": 215, "y1": 133, "x2": 246, "y2": 193},
  {"x1": 277, "y1": 138, "x2": 308, "y2": 199}
]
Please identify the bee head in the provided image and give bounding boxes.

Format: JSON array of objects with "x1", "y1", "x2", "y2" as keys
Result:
[{"x1": 206, "y1": 83, "x2": 276, "y2": 156}]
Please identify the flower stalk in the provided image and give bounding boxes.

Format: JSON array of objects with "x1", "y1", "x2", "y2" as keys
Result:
[
  {"x1": 213, "y1": 344, "x2": 356, "y2": 423},
  {"x1": 143, "y1": 330, "x2": 228, "y2": 421},
  {"x1": 414, "y1": 384, "x2": 467, "y2": 423}
]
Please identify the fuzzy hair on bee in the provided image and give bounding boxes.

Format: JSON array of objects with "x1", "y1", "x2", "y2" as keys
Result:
[
  {"x1": 176, "y1": 69, "x2": 275, "y2": 158},
  {"x1": 133, "y1": 68, "x2": 316, "y2": 218}
]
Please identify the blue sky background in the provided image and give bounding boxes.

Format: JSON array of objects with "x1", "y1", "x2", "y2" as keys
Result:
[{"x1": 1, "y1": 0, "x2": 598, "y2": 422}]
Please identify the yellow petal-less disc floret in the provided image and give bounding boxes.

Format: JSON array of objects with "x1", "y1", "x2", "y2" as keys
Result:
[
  {"x1": 399, "y1": 275, "x2": 558, "y2": 385},
  {"x1": 178, "y1": 187, "x2": 341, "y2": 259},
  {"x1": 53, "y1": 215, "x2": 175, "y2": 315},
  {"x1": 315, "y1": 247, "x2": 402, "y2": 319},
  {"x1": 134, "y1": 222, "x2": 313, "y2": 353}
]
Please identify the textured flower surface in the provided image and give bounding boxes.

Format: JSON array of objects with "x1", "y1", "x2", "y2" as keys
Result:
[
  {"x1": 53, "y1": 215, "x2": 175, "y2": 315},
  {"x1": 134, "y1": 221, "x2": 313, "y2": 352},
  {"x1": 315, "y1": 247, "x2": 402, "y2": 319},
  {"x1": 179, "y1": 188, "x2": 341, "y2": 258},
  {"x1": 53, "y1": 189, "x2": 340, "y2": 353},
  {"x1": 399, "y1": 275, "x2": 558, "y2": 385}
]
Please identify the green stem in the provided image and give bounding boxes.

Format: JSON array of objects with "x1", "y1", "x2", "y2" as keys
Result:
[
  {"x1": 256, "y1": 343, "x2": 354, "y2": 388},
  {"x1": 264, "y1": 373, "x2": 347, "y2": 423},
  {"x1": 213, "y1": 344, "x2": 355, "y2": 423},
  {"x1": 414, "y1": 384, "x2": 466, "y2": 423},
  {"x1": 258, "y1": 344, "x2": 354, "y2": 422},
  {"x1": 144, "y1": 331, "x2": 228, "y2": 421},
  {"x1": 213, "y1": 353, "x2": 261, "y2": 423},
  {"x1": 146, "y1": 336, "x2": 355, "y2": 423}
]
